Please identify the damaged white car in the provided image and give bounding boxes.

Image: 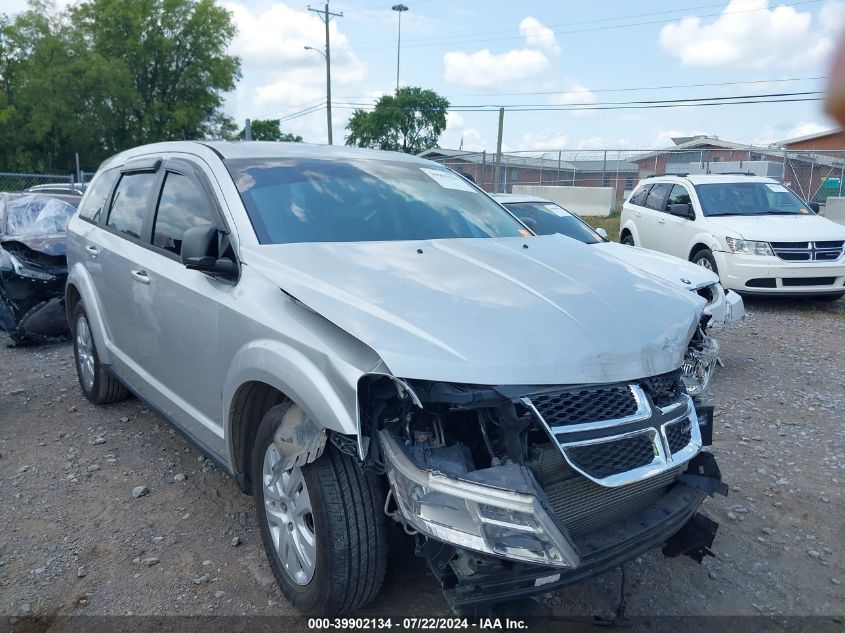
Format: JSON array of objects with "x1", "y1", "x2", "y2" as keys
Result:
[
  {"x1": 66, "y1": 142, "x2": 729, "y2": 615},
  {"x1": 492, "y1": 193, "x2": 745, "y2": 397}
]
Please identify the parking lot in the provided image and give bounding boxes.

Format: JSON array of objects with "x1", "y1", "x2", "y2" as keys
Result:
[{"x1": 0, "y1": 297, "x2": 843, "y2": 619}]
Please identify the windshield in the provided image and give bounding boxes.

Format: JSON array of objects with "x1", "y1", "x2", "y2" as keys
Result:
[
  {"x1": 694, "y1": 182, "x2": 810, "y2": 217},
  {"x1": 225, "y1": 158, "x2": 527, "y2": 244},
  {"x1": 3, "y1": 194, "x2": 78, "y2": 237},
  {"x1": 502, "y1": 201, "x2": 602, "y2": 244}
]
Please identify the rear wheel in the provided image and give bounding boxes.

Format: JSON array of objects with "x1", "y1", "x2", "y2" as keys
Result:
[
  {"x1": 72, "y1": 303, "x2": 129, "y2": 404},
  {"x1": 692, "y1": 249, "x2": 718, "y2": 275},
  {"x1": 621, "y1": 233, "x2": 635, "y2": 246},
  {"x1": 252, "y1": 402, "x2": 388, "y2": 615}
]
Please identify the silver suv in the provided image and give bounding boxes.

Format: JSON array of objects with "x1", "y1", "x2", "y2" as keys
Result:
[{"x1": 66, "y1": 142, "x2": 727, "y2": 615}]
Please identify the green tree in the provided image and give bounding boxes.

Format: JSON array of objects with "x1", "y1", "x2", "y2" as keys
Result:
[
  {"x1": 0, "y1": 0, "x2": 241, "y2": 173},
  {"x1": 236, "y1": 118, "x2": 303, "y2": 142},
  {"x1": 345, "y1": 87, "x2": 448, "y2": 154}
]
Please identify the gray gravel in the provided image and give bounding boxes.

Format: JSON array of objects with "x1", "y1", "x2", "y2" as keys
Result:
[{"x1": 0, "y1": 297, "x2": 843, "y2": 617}]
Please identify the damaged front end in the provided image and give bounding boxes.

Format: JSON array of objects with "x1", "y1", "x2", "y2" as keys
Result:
[
  {"x1": 681, "y1": 319, "x2": 720, "y2": 398},
  {"x1": 0, "y1": 240, "x2": 70, "y2": 343},
  {"x1": 0, "y1": 193, "x2": 78, "y2": 344},
  {"x1": 354, "y1": 373, "x2": 728, "y2": 608}
]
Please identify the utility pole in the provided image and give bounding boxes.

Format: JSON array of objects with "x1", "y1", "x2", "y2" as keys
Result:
[
  {"x1": 493, "y1": 107, "x2": 504, "y2": 193},
  {"x1": 308, "y1": 3, "x2": 342, "y2": 144},
  {"x1": 392, "y1": 4, "x2": 408, "y2": 92}
]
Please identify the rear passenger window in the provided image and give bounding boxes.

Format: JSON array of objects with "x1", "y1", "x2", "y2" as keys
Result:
[
  {"x1": 645, "y1": 183, "x2": 672, "y2": 211},
  {"x1": 107, "y1": 173, "x2": 158, "y2": 239},
  {"x1": 152, "y1": 172, "x2": 215, "y2": 255},
  {"x1": 79, "y1": 168, "x2": 119, "y2": 222},
  {"x1": 629, "y1": 184, "x2": 651, "y2": 206},
  {"x1": 665, "y1": 184, "x2": 692, "y2": 210}
]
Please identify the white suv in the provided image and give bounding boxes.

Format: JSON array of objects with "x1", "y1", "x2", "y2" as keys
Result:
[{"x1": 620, "y1": 174, "x2": 845, "y2": 300}]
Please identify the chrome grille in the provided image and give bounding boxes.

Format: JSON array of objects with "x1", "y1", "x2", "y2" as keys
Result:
[
  {"x1": 564, "y1": 433, "x2": 657, "y2": 479},
  {"x1": 641, "y1": 370, "x2": 683, "y2": 408},
  {"x1": 531, "y1": 385, "x2": 638, "y2": 427},
  {"x1": 665, "y1": 418, "x2": 692, "y2": 454},
  {"x1": 771, "y1": 241, "x2": 844, "y2": 262}
]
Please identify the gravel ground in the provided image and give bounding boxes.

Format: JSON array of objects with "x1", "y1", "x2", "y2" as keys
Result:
[{"x1": 0, "y1": 297, "x2": 843, "y2": 619}]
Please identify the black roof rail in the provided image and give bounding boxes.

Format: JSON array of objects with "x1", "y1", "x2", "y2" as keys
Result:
[
  {"x1": 713, "y1": 171, "x2": 757, "y2": 176},
  {"x1": 648, "y1": 172, "x2": 689, "y2": 178}
]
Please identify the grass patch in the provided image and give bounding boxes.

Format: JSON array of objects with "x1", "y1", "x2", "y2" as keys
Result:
[{"x1": 582, "y1": 214, "x2": 621, "y2": 242}]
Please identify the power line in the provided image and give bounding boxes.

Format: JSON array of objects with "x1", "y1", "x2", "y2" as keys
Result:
[
  {"x1": 337, "y1": 76, "x2": 827, "y2": 101},
  {"x1": 353, "y1": 0, "x2": 823, "y2": 50},
  {"x1": 327, "y1": 90, "x2": 825, "y2": 110}
]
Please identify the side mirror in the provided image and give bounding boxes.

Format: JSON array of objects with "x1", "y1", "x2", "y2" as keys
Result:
[
  {"x1": 670, "y1": 203, "x2": 694, "y2": 220},
  {"x1": 808, "y1": 201, "x2": 820, "y2": 213},
  {"x1": 181, "y1": 224, "x2": 236, "y2": 277},
  {"x1": 595, "y1": 227, "x2": 609, "y2": 240}
]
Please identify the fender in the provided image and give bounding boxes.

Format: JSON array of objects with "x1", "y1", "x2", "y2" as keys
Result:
[
  {"x1": 687, "y1": 232, "x2": 724, "y2": 258},
  {"x1": 223, "y1": 338, "x2": 367, "y2": 467},
  {"x1": 620, "y1": 218, "x2": 641, "y2": 245},
  {"x1": 65, "y1": 263, "x2": 113, "y2": 365}
]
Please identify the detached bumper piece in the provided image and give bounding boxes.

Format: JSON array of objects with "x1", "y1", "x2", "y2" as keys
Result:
[{"x1": 422, "y1": 452, "x2": 728, "y2": 610}]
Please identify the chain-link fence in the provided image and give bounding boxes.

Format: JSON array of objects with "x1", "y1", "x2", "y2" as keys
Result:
[
  {"x1": 422, "y1": 147, "x2": 845, "y2": 211},
  {"x1": 0, "y1": 172, "x2": 80, "y2": 192}
]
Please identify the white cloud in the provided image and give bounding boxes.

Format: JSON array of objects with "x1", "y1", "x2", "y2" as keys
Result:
[
  {"x1": 224, "y1": 2, "x2": 367, "y2": 142},
  {"x1": 519, "y1": 17, "x2": 561, "y2": 55},
  {"x1": 443, "y1": 48, "x2": 549, "y2": 88},
  {"x1": 549, "y1": 83, "x2": 598, "y2": 116},
  {"x1": 443, "y1": 17, "x2": 558, "y2": 88},
  {"x1": 659, "y1": 0, "x2": 844, "y2": 69},
  {"x1": 439, "y1": 112, "x2": 486, "y2": 150}
]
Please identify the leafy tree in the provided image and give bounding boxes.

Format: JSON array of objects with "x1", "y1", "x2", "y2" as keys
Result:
[
  {"x1": 236, "y1": 118, "x2": 303, "y2": 142},
  {"x1": 345, "y1": 87, "x2": 448, "y2": 154},
  {"x1": 0, "y1": 0, "x2": 241, "y2": 173}
]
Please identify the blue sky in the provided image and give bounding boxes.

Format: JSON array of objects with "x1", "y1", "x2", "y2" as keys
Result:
[
  {"x1": 221, "y1": 0, "x2": 845, "y2": 150},
  {"x1": 9, "y1": 0, "x2": 845, "y2": 150}
]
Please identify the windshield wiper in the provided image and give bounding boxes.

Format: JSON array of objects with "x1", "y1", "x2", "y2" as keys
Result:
[{"x1": 760, "y1": 210, "x2": 801, "y2": 215}]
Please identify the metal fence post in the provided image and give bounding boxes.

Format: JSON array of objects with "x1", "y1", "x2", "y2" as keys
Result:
[{"x1": 556, "y1": 151, "x2": 561, "y2": 185}]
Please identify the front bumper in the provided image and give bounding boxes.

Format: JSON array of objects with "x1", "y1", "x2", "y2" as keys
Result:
[
  {"x1": 428, "y1": 452, "x2": 725, "y2": 608},
  {"x1": 713, "y1": 250, "x2": 845, "y2": 294}
]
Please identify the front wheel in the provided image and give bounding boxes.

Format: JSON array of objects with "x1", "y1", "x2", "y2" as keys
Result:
[
  {"x1": 252, "y1": 402, "x2": 388, "y2": 615},
  {"x1": 621, "y1": 234, "x2": 635, "y2": 246},
  {"x1": 692, "y1": 249, "x2": 718, "y2": 275}
]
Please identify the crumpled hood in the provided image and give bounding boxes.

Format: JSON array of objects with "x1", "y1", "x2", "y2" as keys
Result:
[
  {"x1": 592, "y1": 241, "x2": 718, "y2": 288},
  {"x1": 705, "y1": 213, "x2": 845, "y2": 241},
  {"x1": 241, "y1": 235, "x2": 704, "y2": 386},
  {"x1": 1, "y1": 234, "x2": 67, "y2": 258}
]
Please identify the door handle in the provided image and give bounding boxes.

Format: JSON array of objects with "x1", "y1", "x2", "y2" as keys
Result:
[
  {"x1": 85, "y1": 245, "x2": 98, "y2": 258},
  {"x1": 635, "y1": 212, "x2": 642, "y2": 218},
  {"x1": 130, "y1": 270, "x2": 150, "y2": 285},
  {"x1": 658, "y1": 218, "x2": 666, "y2": 224}
]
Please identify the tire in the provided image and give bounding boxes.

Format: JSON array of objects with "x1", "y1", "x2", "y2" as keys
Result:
[
  {"x1": 621, "y1": 233, "x2": 635, "y2": 246},
  {"x1": 252, "y1": 402, "x2": 388, "y2": 615},
  {"x1": 691, "y1": 249, "x2": 718, "y2": 275},
  {"x1": 72, "y1": 303, "x2": 129, "y2": 404}
]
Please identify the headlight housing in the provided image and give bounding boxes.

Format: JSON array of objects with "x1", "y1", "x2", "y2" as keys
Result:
[
  {"x1": 8, "y1": 253, "x2": 56, "y2": 281},
  {"x1": 724, "y1": 237, "x2": 773, "y2": 256},
  {"x1": 379, "y1": 430, "x2": 579, "y2": 568}
]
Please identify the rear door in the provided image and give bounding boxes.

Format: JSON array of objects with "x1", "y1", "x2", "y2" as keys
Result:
[
  {"x1": 637, "y1": 182, "x2": 672, "y2": 251},
  {"x1": 87, "y1": 160, "x2": 162, "y2": 383},
  {"x1": 123, "y1": 159, "x2": 234, "y2": 457}
]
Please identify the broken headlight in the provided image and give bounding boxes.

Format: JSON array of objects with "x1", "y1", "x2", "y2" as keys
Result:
[
  {"x1": 379, "y1": 430, "x2": 579, "y2": 568},
  {"x1": 682, "y1": 335, "x2": 719, "y2": 397},
  {"x1": 8, "y1": 253, "x2": 56, "y2": 281}
]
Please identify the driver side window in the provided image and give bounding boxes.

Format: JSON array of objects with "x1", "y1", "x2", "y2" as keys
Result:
[
  {"x1": 152, "y1": 172, "x2": 216, "y2": 256},
  {"x1": 665, "y1": 185, "x2": 692, "y2": 212}
]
